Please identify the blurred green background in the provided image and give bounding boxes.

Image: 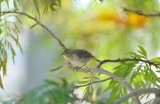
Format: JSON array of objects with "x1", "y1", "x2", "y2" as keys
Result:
[{"x1": 1, "y1": 0, "x2": 160, "y2": 104}]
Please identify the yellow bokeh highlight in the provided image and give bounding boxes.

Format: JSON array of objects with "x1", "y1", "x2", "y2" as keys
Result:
[{"x1": 127, "y1": 13, "x2": 148, "y2": 28}]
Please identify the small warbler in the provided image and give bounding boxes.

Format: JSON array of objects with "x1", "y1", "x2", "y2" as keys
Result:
[{"x1": 61, "y1": 49, "x2": 101, "y2": 67}]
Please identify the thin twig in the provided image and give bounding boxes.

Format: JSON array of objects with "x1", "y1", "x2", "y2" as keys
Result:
[
  {"x1": 30, "y1": 23, "x2": 38, "y2": 29},
  {"x1": 50, "y1": 65, "x2": 63, "y2": 72},
  {"x1": 122, "y1": 7, "x2": 160, "y2": 17},
  {"x1": 98, "y1": 58, "x2": 159, "y2": 68},
  {"x1": 74, "y1": 77, "x2": 112, "y2": 89},
  {"x1": 1, "y1": 11, "x2": 67, "y2": 51},
  {"x1": 113, "y1": 88, "x2": 160, "y2": 104}
]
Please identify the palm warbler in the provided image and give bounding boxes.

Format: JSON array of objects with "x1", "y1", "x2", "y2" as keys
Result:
[{"x1": 61, "y1": 49, "x2": 100, "y2": 67}]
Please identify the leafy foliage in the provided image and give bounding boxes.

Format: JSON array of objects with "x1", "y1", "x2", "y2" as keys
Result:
[
  {"x1": 18, "y1": 78, "x2": 74, "y2": 104},
  {"x1": 103, "y1": 46, "x2": 160, "y2": 103},
  {"x1": 0, "y1": 0, "x2": 61, "y2": 89},
  {"x1": 32, "y1": 0, "x2": 61, "y2": 14},
  {"x1": 1, "y1": 0, "x2": 160, "y2": 104},
  {"x1": 77, "y1": 75, "x2": 99, "y2": 103},
  {"x1": 0, "y1": 0, "x2": 23, "y2": 88}
]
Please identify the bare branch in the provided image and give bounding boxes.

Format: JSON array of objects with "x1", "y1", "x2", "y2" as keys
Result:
[
  {"x1": 98, "y1": 58, "x2": 159, "y2": 68},
  {"x1": 50, "y1": 65, "x2": 63, "y2": 72},
  {"x1": 113, "y1": 88, "x2": 160, "y2": 104},
  {"x1": 30, "y1": 23, "x2": 38, "y2": 29},
  {"x1": 1, "y1": 11, "x2": 67, "y2": 51},
  {"x1": 74, "y1": 78, "x2": 112, "y2": 89},
  {"x1": 122, "y1": 7, "x2": 160, "y2": 17}
]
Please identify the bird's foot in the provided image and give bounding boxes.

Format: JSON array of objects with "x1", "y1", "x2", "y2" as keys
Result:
[{"x1": 73, "y1": 66, "x2": 81, "y2": 71}]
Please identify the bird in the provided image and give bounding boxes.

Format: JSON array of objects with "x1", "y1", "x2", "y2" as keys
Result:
[{"x1": 61, "y1": 49, "x2": 101, "y2": 67}]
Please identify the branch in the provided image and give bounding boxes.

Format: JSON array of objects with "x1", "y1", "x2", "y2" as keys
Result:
[
  {"x1": 64, "y1": 61, "x2": 141, "y2": 104},
  {"x1": 98, "y1": 58, "x2": 159, "y2": 68},
  {"x1": 122, "y1": 7, "x2": 160, "y2": 17},
  {"x1": 74, "y1": 78, "x2": 112, "y2": 89},
  {"x1": 113, "y1": 88, "x2": 160, "y2": 104},
  {"x1": 50, "y1": 65, "x2": 63, "y2": 72},
  {"x1": 1, "y1": 11, "x2": 67, "y2": 51}
]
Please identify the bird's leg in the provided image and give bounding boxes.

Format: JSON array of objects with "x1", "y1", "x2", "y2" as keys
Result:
[
  {"x1": 73, "y1": 66, "x2": 80, "y2": 71},
  {"x1": 98, "y1": 67, "x2": 102, "y2": 76},
  {"x1": 73, "y1": 64, "x2": 86, "y2": 71}
]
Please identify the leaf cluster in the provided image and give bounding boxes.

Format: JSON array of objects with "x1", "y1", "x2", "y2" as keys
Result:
[
  {"x1": 0, "y1": 0, "x2": 23, "y2": 88},
  {"x1": 77, "y1": 75, "x2": 100, "y2": 103},
  {"x1": 0, "y1": 0, "x2": 19, "y2": 10},
  {"x1": 103, "y1": 46, "x2": 160, "y2": 103},
  {"x1": 32, "y1": 0, "x2": 61, "y2": 14},
  {"x1": 18, "y1": 78, "x2": 74, "y2": 104}
]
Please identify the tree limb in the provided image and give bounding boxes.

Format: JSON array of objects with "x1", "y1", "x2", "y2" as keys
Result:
[
  {"x1": 64, "y1": 61, "x2": 141, "y2": 104},
  {"x1": 1, "y1": 11, "x2": 67, "y2": 51},
  {"x1": 113, "y1": 88, "x2": 160, "y2": 104},
  {"x1": 122, "y1": 7, "x2": 160, "y2": 17},
  {"x1": 74, "y1": 77, "x2": 112, "y2": 89}
]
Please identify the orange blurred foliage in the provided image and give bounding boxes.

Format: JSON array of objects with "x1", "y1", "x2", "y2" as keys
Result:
[
  {"x1": 95, "y1": 11, "x2": 127, "y2": 24},
  {"x1": 94, "y1": 11, "x2": 148, "y2": 28},
  {"x1": 127, "y1": 13, "x2": 148, "y2": 28}
]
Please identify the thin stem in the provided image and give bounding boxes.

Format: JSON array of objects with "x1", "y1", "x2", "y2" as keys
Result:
[
  {"x1": 122, "y1": 7, "x2": 160, "y2": 17},
  {"x1": 74, "y1": 78, "x2": 112, "y2": 89},
  {"x1": 50, "y1": 65, "x2": 63, "y2": 71},
  {"x1": 98, "y1": 58, "x2": 159, "y2": 68},
  {"x1": 1, "y1": 11, "x2": 67, "y2": 51}
]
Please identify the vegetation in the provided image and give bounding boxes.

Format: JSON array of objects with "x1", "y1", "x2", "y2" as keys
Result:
[{"x1": 1, "y1": 0, "x2": 160, "y2": 104}]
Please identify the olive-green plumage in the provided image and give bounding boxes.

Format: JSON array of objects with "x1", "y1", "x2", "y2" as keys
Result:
[{"x1": 62, "y1": 49, "x2": 100, "y2": 66}]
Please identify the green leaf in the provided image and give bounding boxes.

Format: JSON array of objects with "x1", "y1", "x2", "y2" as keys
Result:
[
  {"x1": 113, "y1": 62, "x2": 137, "y2": 78},
  {"x1": 10, "y1": 45, "x2": 16, "y2": 58},
  {"x1": 82, "y1": 86, "x2": 90, "y2": 102},
  {"x1": 33, "y1": 0, "x2": 40, "y2": 15},
  {"x1": 128, "y1": 52, "x2": 138, "y2": 57},
  {"x1": 57, "y1": 0, "x2": 61, "y2": 7},
  {"x1": 93, "y1": 77, "x2": 99, "y2": 80},
  {"x1": 138, "y1": 46, "x2": 147, "y2": 58},
  {"x1": 11, "y1": 28, "x2": 18, "y2": 36},
  {"x1": 15, "y1": 16, "x2": 23, "y2": 24},
  {"x1": 16, "y1": 40, "x2": 23, "y2": 53},
  {"x1": 110, "y1": 84, "x2": 121, "y2": 101},
  {"x1": 83, "y1": 77, "x2": 91, "y2": 79},
  {"x1": 13, "y1": 0, "x2": 19, "y2": 10},
  {"x1": 0, "y1": 28, "x2": 2, "y2": 34},
  {"x1": 130, "y1": 72, "x2": 138, "y2": 83},
  {"x1": 78, "y1": 80, "x2": 91, "y2": 84},
  {"x1": 0, "y1": 76, "x2": 3, "y2": 89},
  {"x1": 137, "y1": 65, "x2": 142, "y2": 72},
  {"x1": 104, "y1": 80, "x2": 118, "y2": 92},
  {"x1": 45, "y1": 79, "x2": 58, "y2": 86},
  {"x1": 10, "y1": 35, "x2": 23, "y2": 53},
  {"x1": 9, "y1": 43, "x2": 16, "y2": 64},
  {"x1": 2, "y1": 50, "x2": 7, "y2": 76},
  {"x1": 14, "y1": 23, "x2": 20, "y2": 33},
  {"x1": 43, "y1": 3, "x2": 49, "y2": 14},
  {"x1": 151, "y1": 57, "x2": 160, "y2": 64},
  {"x1": 4, "y1": 0, "x2": 9, "y2": 8}
]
